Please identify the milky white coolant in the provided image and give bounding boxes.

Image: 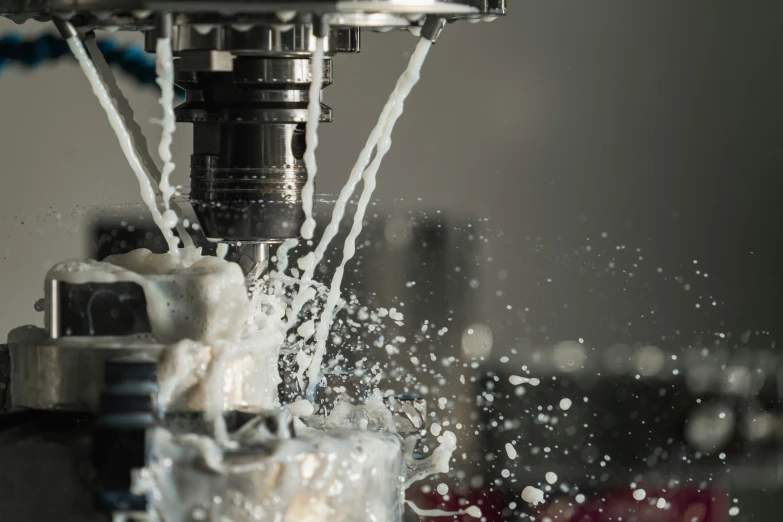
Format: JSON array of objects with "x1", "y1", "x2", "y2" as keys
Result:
[
  {"x1": 59, "y1": 25, "x2": 458, "y2": 522},
  {"x1": 45, "y1": 246, "x2": 283, "y2": 420}
]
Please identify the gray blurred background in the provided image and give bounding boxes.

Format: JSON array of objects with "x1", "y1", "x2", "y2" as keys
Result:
[{"x1": 0, "y1": 2, "x2": 782, "y2": 519}]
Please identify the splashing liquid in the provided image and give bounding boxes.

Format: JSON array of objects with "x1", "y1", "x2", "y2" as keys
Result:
[
  {"x1": 304, "y1": 39, "x2": 433, "y2": 395},
  {"x1": 64, "y1": 31, "x2": 454, "y2": 522},
  {"x1": 154, "y1": 37, "x2": 178, "y2": 234},
  {"x1": 67, "y1": 35, "x2": 180, "y2": 255},
  {"x1": 285, "y1": 39, "x2": 433, "y2": 330},
  {"x1": 300, "y1": 36, "x2": 326, "y2": 241}
]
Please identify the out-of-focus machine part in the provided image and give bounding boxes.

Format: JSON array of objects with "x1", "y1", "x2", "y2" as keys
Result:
[
  {"x1": 0, "y1": 3, "x2": 504, "y2": 521},
  {"x1": 0, "y1": 0, "x2": 505, "y2": 277}
]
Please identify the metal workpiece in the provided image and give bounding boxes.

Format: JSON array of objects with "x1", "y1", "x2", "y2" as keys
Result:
[
  {"x1": 48, "y1": 279, "x2": 152, "y2": 339},
  {"x1": 0, "y1": 344, "x2": 9, "y2": 412},
  {"x1": 98, "y1": 356, "x2": 159, "y2": 425},
  {"x1": 11, "y1": 274, "x2": 279, "y2": 413},
  {"x1": 235, "y1": 409, "x2": 297, "y2": 439}
]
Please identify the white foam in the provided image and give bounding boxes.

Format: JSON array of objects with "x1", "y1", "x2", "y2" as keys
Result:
[
  {"x1": 49, "y1": 248, "x2": 283, "y2": 431},
  {"x1": 275, "y1": 238, "x2": 300, "y2": 275},
  {"x1": 633, "y1": 488, "x2": 646, "y2": 501},
  {"x1": 389, "y1": 307, "x2": 404, "y2": 321},
  {"x1": 505, "y1": 442, "x2": 518, "y2": 459},
  {"x1": 405, "y1": 430, "x2": 457, "y2": 487},
  {"x1": 296, "y1": 318, "x2": 316, "y2": 339},
  {"x1": 67, "y1": 28, "x2": 454, "y2": 521},
  {"x1": 545, "y1": 472, "x2": 558, "y2": 484},
  {"x1": 284, "y1": 38, "x2": 432, "y2": 330}
]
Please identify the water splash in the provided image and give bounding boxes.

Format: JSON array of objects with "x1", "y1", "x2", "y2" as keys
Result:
[
  {"x1": 300, "y1": 36, "x2": 326, "y2": 241},
  {"x1": 305, "y1": 39, "x2": 433, "y2": 396}
]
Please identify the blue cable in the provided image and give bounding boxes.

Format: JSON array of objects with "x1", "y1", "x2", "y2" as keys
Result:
[{"x1": 0, "y1": 32, "x2": 179, "y2": 93}]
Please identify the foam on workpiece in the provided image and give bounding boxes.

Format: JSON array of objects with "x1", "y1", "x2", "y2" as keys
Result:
[
  {"x1": 304, "y1": 39, "x2": 433, "y2": 396},
  {"x1": 43, "y1": 245, "x2": 461, "y2": 518},
  {"x1": 67, "y1": 34, "x2": 180, "y2": 255}
]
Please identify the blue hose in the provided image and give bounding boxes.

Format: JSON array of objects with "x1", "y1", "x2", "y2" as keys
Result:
[{"x1": 0, "y1": 32, "x2": 174, "y2": 91}]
